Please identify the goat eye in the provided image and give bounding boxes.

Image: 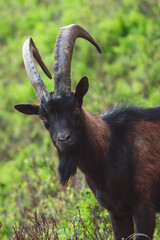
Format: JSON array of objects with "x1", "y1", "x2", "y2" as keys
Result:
[
  {"x1": 74, "y1": 104, "x2": 80, "y2": 113},
  {"x1": 75, "y1": 106, "x2": 79, "y2": 111},
  {"x1": 40, "y1": 117, "x2": 49, "y2": 129},
  {"x1": 40, "y1": 116, "x2": 46, "y2": 121}
]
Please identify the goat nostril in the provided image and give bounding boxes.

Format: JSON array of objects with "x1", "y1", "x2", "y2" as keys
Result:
[
  {"x1": 65, "y1": 135, "x2": 71, "y2": 141},
  {"x1": 58, "y1": 133, "x2": 71, "y2": 142}
]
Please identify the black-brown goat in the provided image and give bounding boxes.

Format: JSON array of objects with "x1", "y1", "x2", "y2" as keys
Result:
[{"x1": 15, "y1": 24, "x2": 160, "y2": 240}]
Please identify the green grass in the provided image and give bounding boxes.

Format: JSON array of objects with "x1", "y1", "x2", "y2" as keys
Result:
[{"x1": 1, "y1": 0, "x2": 160, "y2": 239}]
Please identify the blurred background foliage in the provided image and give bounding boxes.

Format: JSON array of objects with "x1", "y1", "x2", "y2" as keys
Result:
[{"x1": 1, "y1": 0, "x2": 160, "y2": 239}]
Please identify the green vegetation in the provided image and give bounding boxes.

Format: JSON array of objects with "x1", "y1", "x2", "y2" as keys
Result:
[{"x1": 1, "y1": 0, "x2": 160, "y2": 239}]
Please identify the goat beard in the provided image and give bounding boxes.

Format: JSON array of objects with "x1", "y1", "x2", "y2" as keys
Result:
[{"x1": 58, "y1": 151, "x2": 79, "y2": 185}]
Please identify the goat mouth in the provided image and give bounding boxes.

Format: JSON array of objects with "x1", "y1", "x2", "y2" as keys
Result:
[{"x1": 56, "y1": 141, "x2": 75, "y2": 152}]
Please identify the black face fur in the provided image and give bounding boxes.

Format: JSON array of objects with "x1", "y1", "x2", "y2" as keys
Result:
[
  {"x1": 40, "y1": 94, "x2": 83, "y2": 151},
  {"x1": 14, "y1": 76, "x2": 89, "y2": 184},
  {"x1": 15, "y1": 76, "x2": 88, "y2": 151}
]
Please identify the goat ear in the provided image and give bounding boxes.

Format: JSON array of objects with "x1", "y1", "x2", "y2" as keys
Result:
[
  {"x1": 75, "y1": 76, "x2": 89, "y2": 102},
  {"x1": 14, "y1": 104, "x2": 39, "y2": 115}
]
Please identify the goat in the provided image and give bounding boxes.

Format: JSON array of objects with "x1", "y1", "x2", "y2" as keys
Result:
[{"x1": 14, "y1": 24, "x2": 160, "y2": 240}]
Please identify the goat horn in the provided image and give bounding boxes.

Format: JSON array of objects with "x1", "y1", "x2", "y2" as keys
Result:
[
  {"x1": 53, "y1": 24, "x2": 102, "y2": 96},
  {"x1": 23, "y1": 37, "x2": 52, "y2": 102}
]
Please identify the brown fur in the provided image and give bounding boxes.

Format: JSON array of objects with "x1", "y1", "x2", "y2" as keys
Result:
[
  {"x1": 81, "y1": 108, "x2": 110, "y2": 159},
  {"x1": 133, "y1": 121, "x2": 160, "y2": 198}
]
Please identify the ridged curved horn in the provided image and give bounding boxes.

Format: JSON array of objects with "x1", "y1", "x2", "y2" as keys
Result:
[
  {"x1": 53, "y1": 24, "x2": 102, "y2": 96},
  {"x1": 23, "y1": 37, "x2": 52, "y2": 102}
]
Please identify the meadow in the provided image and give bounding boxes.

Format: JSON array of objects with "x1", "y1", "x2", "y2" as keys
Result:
[{"x1": 0, "y1": 0, "x2": 160, "y2": 239}]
